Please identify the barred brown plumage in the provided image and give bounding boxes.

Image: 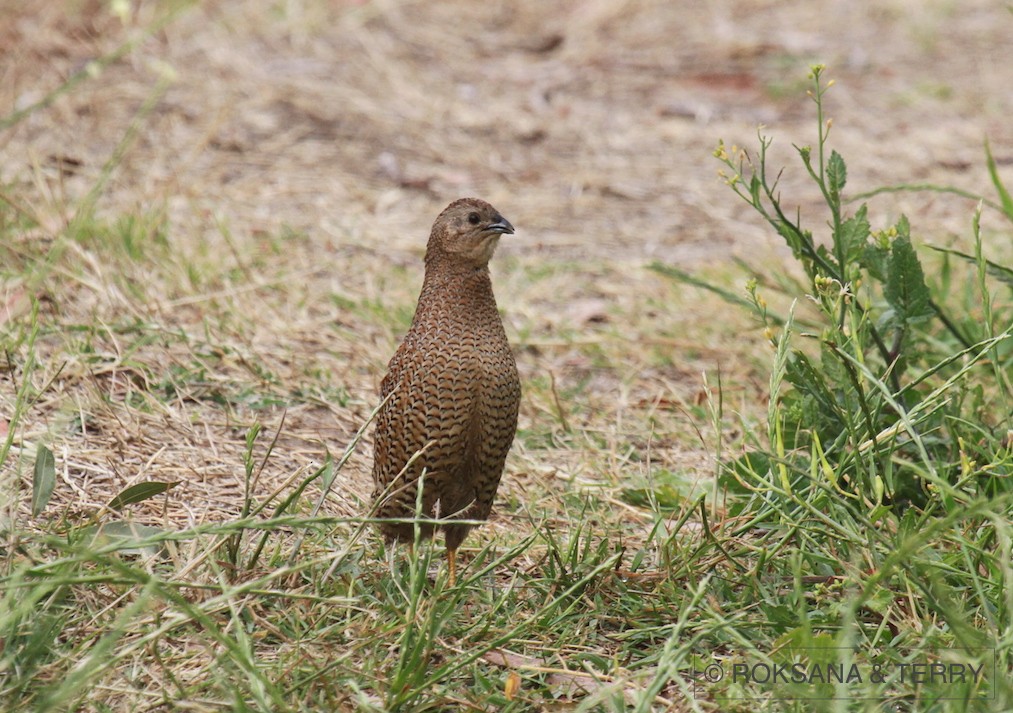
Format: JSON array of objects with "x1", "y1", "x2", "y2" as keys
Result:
[{"x1": 370, "y1": 197, "x2": 521, "y2": 585}]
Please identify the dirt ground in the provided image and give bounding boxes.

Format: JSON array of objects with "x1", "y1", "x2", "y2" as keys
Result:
[
  {"x1": 2, "y1": 0, "x2": 1012, "y2": 528},
  {"x1": 4, "y1": 0, "x2": 1012, "y2": 258}
]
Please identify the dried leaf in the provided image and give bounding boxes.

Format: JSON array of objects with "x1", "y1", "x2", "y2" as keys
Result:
[{"x1": 504, "y1": 671, "x2": 521, "y2": 700}]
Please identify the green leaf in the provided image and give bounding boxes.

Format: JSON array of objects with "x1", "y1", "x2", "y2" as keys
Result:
[
  {"x1": 827, "y1": 150, "x2": 847, "y2": 201},
  {"x1": 984, "y1": 138, "x2": 1013, "y2": 222},
  {"x1": 861, "y1": 242, "x2": 891, "y2": 283},
  {"x1": 784, "y1": 352, "x2": 847, "y2": 443},
  {"x1": 107, "y1": 481, "x2": 178, "y2": 511},
  {"x1": 815, "y1": 243, "x2": 835, "y2": 272},
  {"x1": 719, "y1": 452, "x2": 773, "y2": 503},
  {"x1": 779, "y1": 223, "x2": 816, "y2": 264},
  {"x1": 819, "y1": 339, "x2": 853, "y2": 391},
  {"x1": 726, "y1": 452, "x2": 771, "y2": 481},
  {"x1": 32, "y1": 444, "x2": 56, "y2": 516},
  {"x1": 896, "y1": 214, "x2": 911, "y2": 236},
  {"x1": 80, "y1": 521, "x2": 170, "y2": 557},
  {"x1": 885, "y1": 234, "x2": 933, "y2": 326},
  {"x1": 319, "y1": 458, "x2": 336, "y2": 490},
  {"x1": 620, "y1": 468, "x2": 689, "y2": 511},
  {"x1": 837, "y1": 204, "x2": 870, "y2": 265},
  {"x1": 749, "y1": 174, "x2": 763, "y2": 206}
]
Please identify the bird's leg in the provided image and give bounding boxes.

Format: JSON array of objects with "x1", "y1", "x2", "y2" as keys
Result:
[{"x1": 447, "y1": 547, "x2": 457, "y2": 587}]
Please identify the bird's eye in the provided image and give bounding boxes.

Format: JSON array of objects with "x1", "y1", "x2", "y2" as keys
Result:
[{"x1": 467, "y1": 212, "x2": 481, "y2": 225}]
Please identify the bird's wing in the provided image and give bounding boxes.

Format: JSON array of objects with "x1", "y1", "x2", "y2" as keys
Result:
[
  {"x1": 467, "y1": 358, "x2": 521, "y2": 519},
  {"x1": 372, "y1": 338, "x2": 480, "y2": 516}
]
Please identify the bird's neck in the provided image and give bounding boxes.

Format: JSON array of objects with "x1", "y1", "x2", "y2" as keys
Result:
[{"x1": 416, "y1": 263, "x2": 499, "y2": 320}]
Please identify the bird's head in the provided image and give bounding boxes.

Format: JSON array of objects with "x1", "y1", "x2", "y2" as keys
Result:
[{"x1": 425, "y1": 198, "x2": 514, "y2": 268}]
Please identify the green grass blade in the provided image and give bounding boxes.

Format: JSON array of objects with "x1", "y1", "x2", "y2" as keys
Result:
[
  {"x1": 984, "y1": 138, "x2": 1013, "y2": 222},
  {"x1": 31, "y1": 445, "x2": 56, "y2": 517}
]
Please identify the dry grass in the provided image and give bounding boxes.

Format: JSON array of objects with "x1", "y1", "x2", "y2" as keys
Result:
[
  {"x1": 2, "y1": 0, "x2": 1012, "y2": 709},
  {"x1": 3, "y1": 0, "x2": 1008, "y2": 528}
]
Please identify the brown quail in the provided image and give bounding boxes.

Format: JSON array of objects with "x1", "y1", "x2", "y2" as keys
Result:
[{"x1": 370, "y1": 197, "x2": 521, "y2": 585}]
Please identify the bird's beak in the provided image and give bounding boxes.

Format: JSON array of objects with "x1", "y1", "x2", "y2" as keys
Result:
[{"x1": 483, "y1": 216, "x2": 515, "y2": 235}]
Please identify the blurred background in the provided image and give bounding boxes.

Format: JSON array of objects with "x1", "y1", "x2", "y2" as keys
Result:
[{"x1": 3, "y1": 0, "x2": 1011, "y2": 265}]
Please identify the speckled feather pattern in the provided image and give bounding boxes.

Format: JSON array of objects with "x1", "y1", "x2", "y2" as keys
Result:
[{"x1": 371, "y1": 198, "x2": 521, "y2": 552}]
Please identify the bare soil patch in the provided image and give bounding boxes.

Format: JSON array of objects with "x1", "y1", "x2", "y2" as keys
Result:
[{"x1": 2, "y1": 0, "x2": 1011, "y2": 529}]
